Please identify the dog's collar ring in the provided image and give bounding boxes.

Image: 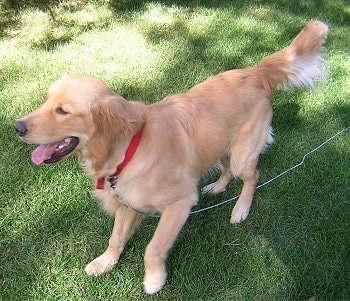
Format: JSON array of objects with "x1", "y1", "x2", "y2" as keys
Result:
[{"x1": 107, "y1": 176, "x2": 118, "y2": 189}]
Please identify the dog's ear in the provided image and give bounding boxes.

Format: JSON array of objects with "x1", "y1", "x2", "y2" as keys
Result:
[{"x1": 89, "y1": 95, "x2": 144, "y2": 172}]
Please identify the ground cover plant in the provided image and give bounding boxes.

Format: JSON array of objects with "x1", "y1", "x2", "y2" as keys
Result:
[{"x1": 0, "y1": 0, "x2": 349, "y2": 300}]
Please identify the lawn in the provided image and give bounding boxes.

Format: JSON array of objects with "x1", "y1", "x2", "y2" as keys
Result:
[{"x1": 0, "y1": 0, "x2": 349, "y2": 300}]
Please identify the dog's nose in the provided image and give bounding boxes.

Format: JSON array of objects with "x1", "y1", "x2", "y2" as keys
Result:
[{"x1": 14, "y1": 120, "x2": 28, "y2": 137}]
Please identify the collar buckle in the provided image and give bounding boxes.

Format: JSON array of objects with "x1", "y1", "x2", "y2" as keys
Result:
[{"x1": 107, "y1": 176, "x2": 118, "y2": 189}]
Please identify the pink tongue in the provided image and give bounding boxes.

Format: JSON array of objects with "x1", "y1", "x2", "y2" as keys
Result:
[{"x1": 31, "y1": 142, "x2": 60, "y2": 165}]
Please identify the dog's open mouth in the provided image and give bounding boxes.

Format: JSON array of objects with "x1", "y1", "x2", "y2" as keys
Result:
[{"x1": 31, "y1": 137, "x2": 79, "y2": 165}]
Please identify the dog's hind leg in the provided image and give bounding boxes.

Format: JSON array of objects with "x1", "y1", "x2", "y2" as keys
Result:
[
  {"x1": 229, "y1": 121, "x2": 271, "y2": 224},
  {"x1": 230, "y1": 160, "x2": 259, "y2": 224},
  {"x1": 85, "y1": 205, "x2": 143, "y2": 276},
  {"x1": 202, "y1": 155, "x2": 233, "y2": 194}
]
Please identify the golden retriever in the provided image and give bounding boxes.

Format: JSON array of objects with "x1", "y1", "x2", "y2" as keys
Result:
[{"x1": 15, "y1": 21, "x2": 328, "y2": 294}]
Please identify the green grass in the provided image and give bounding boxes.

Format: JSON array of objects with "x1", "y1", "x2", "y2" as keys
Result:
[{"x1": 1, "y1": 0, "x2": 350, "y2": 300}]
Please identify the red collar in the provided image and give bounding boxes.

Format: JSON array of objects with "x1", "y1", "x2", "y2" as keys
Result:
[{"x1": 96, "y1": 129, "x2": 143, "y2": 190}]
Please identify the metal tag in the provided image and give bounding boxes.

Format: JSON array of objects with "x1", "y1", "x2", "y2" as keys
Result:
[{"x1": 107, "y1": 176, "x2": 118, "y2": 189}]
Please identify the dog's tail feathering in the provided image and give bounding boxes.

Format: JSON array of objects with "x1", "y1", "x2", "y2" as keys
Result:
[{"x1": 258, "y1": 21, "x2": 328, "y2": 92}]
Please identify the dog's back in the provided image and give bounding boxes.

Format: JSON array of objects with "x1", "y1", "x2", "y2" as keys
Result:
[{"x1": 148, "y1": 21, "x2": 328, "y2": 179}]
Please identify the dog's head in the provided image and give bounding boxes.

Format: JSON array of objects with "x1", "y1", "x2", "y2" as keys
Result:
[{"x1": 14, "y1": 75, "x2": 143, "y2": 171}]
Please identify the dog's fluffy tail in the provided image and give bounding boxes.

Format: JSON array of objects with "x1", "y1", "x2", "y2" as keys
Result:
[{"x1": 258, "y1": 21, "x2": 328, "y2": 92}]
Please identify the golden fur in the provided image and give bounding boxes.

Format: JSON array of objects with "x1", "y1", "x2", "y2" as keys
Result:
[{"x1": 15, "y1": 21, "x2": 328, "y2": 294}]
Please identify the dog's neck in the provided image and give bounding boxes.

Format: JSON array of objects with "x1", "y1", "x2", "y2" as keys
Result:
[
  {"x1": 77, "y1": 100, "x2": 148, "y2": 180},
  {"x1": 95, "y1": 128, "x2": 143, "y2": 189},
  {"x1": 77, "y1": 131, "x2": 139, "y2": 179}
]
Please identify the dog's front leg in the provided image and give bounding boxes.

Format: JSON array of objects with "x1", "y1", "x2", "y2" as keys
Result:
[
  {"x1": 143, "y1": 197, "x2": 195, "y2": 295},
  {"x1": 85, "y1": 205, "x2": 143, "y2": 276}
]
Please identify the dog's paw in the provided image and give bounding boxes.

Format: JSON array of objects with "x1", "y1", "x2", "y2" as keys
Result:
[
  {"x1": 230, "y1": 204, "x2": 250, "y2": 224},
  {"x1": 85, "y1": 253, "x2": 118, "y2": 276},
  {"x1": 201, "y1": 183, "x2": 225, "y2": 195},
  {"x1": 143, "y1": 268, "x2": 167, "y2": 295}
]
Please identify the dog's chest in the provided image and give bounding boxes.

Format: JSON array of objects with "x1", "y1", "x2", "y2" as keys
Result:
[
  {"x1": 113, "y1": 187, "x2": 140, "y2": 209},
  {"x1": 108, "y1": 181, "x2": 160, "y2": 214}
]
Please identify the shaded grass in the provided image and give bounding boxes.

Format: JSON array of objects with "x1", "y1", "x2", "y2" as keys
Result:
[{"x1": 1, "y1": 0, "x2": 350, "y2": 300}]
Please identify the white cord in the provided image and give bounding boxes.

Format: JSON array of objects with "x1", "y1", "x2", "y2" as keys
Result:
[{"x1": 189, "y1": 126, "x2": 350, "y2": 215}]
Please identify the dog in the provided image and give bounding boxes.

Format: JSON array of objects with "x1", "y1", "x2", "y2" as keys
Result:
[{"x1": 14, "y1": 21, "x2": 328, "y2": 294}]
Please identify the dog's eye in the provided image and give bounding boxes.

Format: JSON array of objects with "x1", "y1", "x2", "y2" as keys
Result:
[{"x1": 56, "y1": 107, "x2": 69, "y2": 115}]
